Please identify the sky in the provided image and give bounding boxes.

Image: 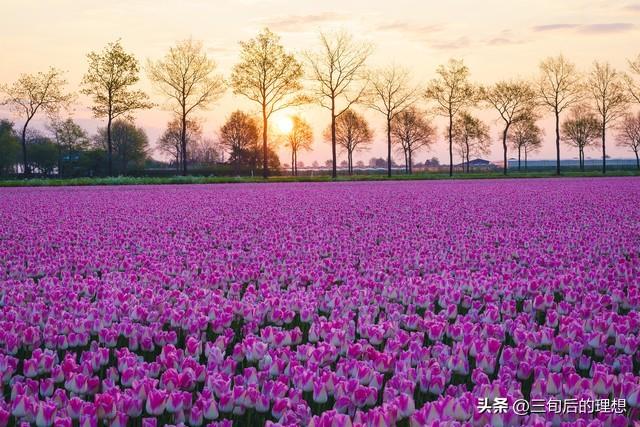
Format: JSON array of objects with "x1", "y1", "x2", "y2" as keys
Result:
[{"x1": 1, "y1": 0, "x2": 639, "y2": 166}]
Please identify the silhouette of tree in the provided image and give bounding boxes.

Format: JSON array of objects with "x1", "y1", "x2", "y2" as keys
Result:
[
  {"x1": 231, "y1": 28, "x2": 306, "y2": 178},
  {"x1": 285, "y1": 115, "x2": 313, "y2": 176},
  {"x1": 158, "y1": 118, "x2": 202, "y2": 172},
  {"x1": 95, "y1": 120, "x2": 149, "y2": 174},
  {"x1": 148, "y1": 39, "x2": 225, "y2": 175},
  {"x1": 561, "y1": 105, "x2": 601, "y2": 171},
  {"x1": 368, "y1": 66, "x2": 416, "y2": 177},
  {"x1": 538, "y1": 55, "x2": 583, "y2": 175},
  {"x1": 482, "y1": 80, "x2": 536, "y2": 175},
  {"x1": 425, "y1": 59, "x2": 476, "y2": 177},
  {"x1": 219, "y1": 111, "x2": 259, "y2": 175},
  {"x1": 391, "y1": 107, "x2": 435, "y2": 174},
  {"x1": 48, "y1": 118, "x2": 90, "y2": 176},
  {"x1": 617, "y1": 112, "x2": 640, "y2": 169},
  {"x1": 82, "y1": 40, "x2": 152, "y2": 176},
  {"x1": 587, "y1": 61, "x2": 629, "y2": 174},
  {"x1": 627, "y1": 54, "x2": 640, "y2": 104},
  {"x1": 452, "y1": 112, "x2": 490, "y2": 173},
  {"x1": 306, "y1": 30, "x2": 372, "y2": 178},
  {"x1": 324, "y1": 110, "x2": 372, "y2": 175},
  {"x1": 0, "y1": 120, "x2": 20, "y2": 176},
  {"x1": 1, "y1": 67, "x2": 73, "y2": 175},
  {"x1": 508, "y1": 116, "x2": 543, "y2": 171}
]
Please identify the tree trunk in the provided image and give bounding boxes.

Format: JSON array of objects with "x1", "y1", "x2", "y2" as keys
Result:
[
  {"x1": 555, "y1": 110, "x2": 560, "y2": 175},
  {"x1": 387, "y1": 117, "x2": 392, "y2": 178},
  {"x1": 404, "y1": 149, "x2": 408, "y2": 174},
  {"x1": 579, "y1": 148, "x2": 584, "y2": 171},
  {"x1": 601, "y1": 124, "x2": 606, "y2": 174},
  {"x1": 465, "y1": 137, "x2": 470, "y2": 173},
  {"x1": 635, "y1": 150, "x2": 639, "y2": 170},
  {"x1": 525, "y1": 148, "x2": 528, "y2": 171},
  {"x1": 408, "y1": 150, "x2": 413, "y2": 174},
  {"x1": 518, "y1": 146, "x2": 521, "y2": 171},
  {"x1": 107, "y1": 116, "x2": 113, "y2": 176},
  {"x1": 21, "y1": 121, "x2": 30, "y2": 176},
  {"x1": 262, "y1": 106, "x2": 268, "y2": 179},
  {"x1": 291, "y1": 150, "x2": 295, "y2": 176},
  {"x1": 331, "y1": 99, "x2": 337, "y2": 179},
  {"x1": 466, "y1": 151, "x2": 470, "y2": 173},
  {"x1": 502, "y1": 124, "x2": 510, "y2": 175},
  {"x1": 181, "y1": 107, "x2": 188, "y2": 176},
  {"x1": 58, "y1": 146, "x2": 63, "y2": 178},
  {"x1": 448, "y1": 114, "x2": 453, "y2": 177}
]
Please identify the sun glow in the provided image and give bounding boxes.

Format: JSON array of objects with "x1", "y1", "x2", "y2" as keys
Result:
[{"x1": 275, "y1": 115, "x2": 293, "y2": 134}]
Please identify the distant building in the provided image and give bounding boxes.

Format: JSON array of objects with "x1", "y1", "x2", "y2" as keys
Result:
[{"x1": 455, "y1": 158, "x2": 496, "y2": 170}]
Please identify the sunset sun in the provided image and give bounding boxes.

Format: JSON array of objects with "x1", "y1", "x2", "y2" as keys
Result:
[
  {"x1": 1, "y1": 4, "x2": 640, "y2": 426},
  {"x1": 275, "y1": 115, "x2": 293, "y2": 134}
]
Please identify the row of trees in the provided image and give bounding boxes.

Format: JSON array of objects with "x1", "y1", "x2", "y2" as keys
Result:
[
  {"x1": 2, "y1": 29, "x2": 640, "y2": 178},
  {"x1": 428, "y1": 56, "x2": 640, "y2": 175},
  {"x1": 0, "y1": 117, "x2": 151, "y2": 177}
]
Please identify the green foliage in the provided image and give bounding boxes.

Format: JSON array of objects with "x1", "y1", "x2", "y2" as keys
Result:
[
  {"x1": 0, "y1": 120, "x2": 20, "y2": 176},
  {"x1": 27, "y1": 136, "x2": 58, "y2": 175},
  {"x1": 95, "y1": 120, "x2": 149, "y2": 174},
  {"x1": 81, "y1": 40, "x2": 152, "y2": 120}
]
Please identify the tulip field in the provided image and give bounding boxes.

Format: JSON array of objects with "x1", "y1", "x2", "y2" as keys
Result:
[{"x1": 1, "y1": 178, "x2": 640, "y2": 427}]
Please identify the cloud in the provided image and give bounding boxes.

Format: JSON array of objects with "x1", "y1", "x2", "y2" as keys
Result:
[
  {"x1": 532, "y1": 22, "x2": 635, "y2": 34},
  {"x1": 532, "y1": 24, "x2": 580, "y2": 32},
  {"x1": 372, "y1": 20, "x2": 471, "y2": 50},
  {"x1": 579, "y1": 23, "x2": 635, "y2": 33},
  {"x1": 374, "y1": 22, "x2": 443, "y2": 34},
  {"x1": 259, "y1": 12, "x2": 344, "y2": 31},
  {"x1": 486, "y1": 30, "x2": 528, "y2": 46},
  {"x1": 375, "y1": 23, "x2": 527, "y2": 50},
  {"x1": 429, "y1": 36, "x2": 471, "y2": 50},
  {"x1": 623, "y1": 3, "x2": 640, "y2": 11}
]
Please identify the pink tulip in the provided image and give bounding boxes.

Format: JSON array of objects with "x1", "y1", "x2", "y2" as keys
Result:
[
  {"x1": 145, "y1": 389, "x2": 166, "y2": 416},
  {"x1": 35, "y1": 402, "x2": 57, "y2": 427}
]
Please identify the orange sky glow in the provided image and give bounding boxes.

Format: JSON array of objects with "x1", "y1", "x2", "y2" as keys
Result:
[{"x1": 1, "y1": 0, "x2": 639, "y2": 165}]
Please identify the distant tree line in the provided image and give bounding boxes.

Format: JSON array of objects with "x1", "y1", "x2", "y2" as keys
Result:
[{"x1": 2, "y1": 31, "x2": 640, "y2": 179}]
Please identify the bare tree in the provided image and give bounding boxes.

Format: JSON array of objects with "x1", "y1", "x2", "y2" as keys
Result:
[
  {"x1": 617, "y1": 112, "x2": 640, "y2": 169},
  {"x1": 158, "y1": 118, "x2": 202, "y2": 172},
  {"x1": 323, "y1": 109, "x2": 372, "y2": 175},
  {"x1": 368, "y1": 66, "x2": 416, "y2": 177},
  {"x1": 451, "y1": 112, "x2": 490, "y2": 173},
  {"x1": 285, "y1": 115, "x2": 313, "y2": 176},
  {"x1": 587, "y1": 61, "x2": 629, "y2": 174},
  {"x1": 218, "y1": 110, "x2": 259, "y2": 175},
  {"x1": 306, "y1": 30, "x2": 372, "y2": 178},
  {"x1": 147, "y1": 39, "x2": 225, "y2": 175},
  {"x1": 508, "y1": 116, "x2": 543, "y2": 171},
  {"x1": 627, "y1": 54, "x2": 640, "y2": 104},
  {"x1": 561, "y1": 105, "x2": 601, "y2": 171},
  {"x1": 190, "y1": 137, "x2": 223, "y2": 166},
  {"x1": 391, "y1": 107, "x2": 436, "y2": 174},
  {"x1": 482, "y1": 80, "x2": 536, "y2": 175},
  {"x1": 538, "y1": 55, "x2": 583, "y2": 175},
  {"x1": 81, "y1": 40, "x2": 152, "y2": 176},
  {"x1": 425, "y1": 59, "x2": 476, "y2": 177},
  {"x1": 1, "y1": 67, "x2": 73, "y2": 175},
  {"x1": 231, "y1": 28, "x2": 306, "y2": 178}
]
